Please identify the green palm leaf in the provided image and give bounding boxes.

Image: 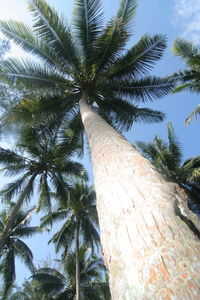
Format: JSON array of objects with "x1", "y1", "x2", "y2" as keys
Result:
[
  {"x1": 0, "y1": 20, "x2": 64, "y2": 72},
  {"x1": 117, "y1": 0, "x2": 137, "y2": 32},
  {"x1": 11, "y1": 238, "x2": 34, "y2": 272},
  {"x1": 73, "y1": 0, "x2": 103, "y2": 60},
  {"x1": 1, "y1": 247, "x2": 15, "y2": 299},
  {"x1": 107, "y1": 34, "x2": 167, "y2": 79},
  {"x1": 185, "y1": 104, "x2": 200, "y2": 125},
  {"x1": 0, "y1": 175, "x2": 28, "y2": 203},
  {"x1": 0, "y1": 57, "x2": 69, "y2": 90},
  {"x1": 28, "y1": 0, "x2": 80, "y2": 72}
]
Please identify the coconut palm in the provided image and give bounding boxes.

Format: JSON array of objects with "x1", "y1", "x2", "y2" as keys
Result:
[
  {"x1": 0, "y1": 204, "x2": 40, "y2": 299},
  {"x1": 40, "y1": 182, "x2": 100, "y2": 299},
  {"x1": 173, "y1": 38, "x2": 200, "y2": 125},
  {"x1": 0, "y1": 124, "x2": 86, "y2": 254},
  {"x1": 31, "y1": 246, "x2": 110, "y2": 300},
  {"x1": 1, "y1": 0, "x2": 200, "y2": 298},
  {"x1": 136, "y1": 122, "x2": 200, "y2": 214}
]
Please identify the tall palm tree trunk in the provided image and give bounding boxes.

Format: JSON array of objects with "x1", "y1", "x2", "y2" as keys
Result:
[
  {"x1": 79, "y1": 93, "x2": 200, "y2": 299},
  {"x1": 76, "y1": 221, "x2": 80, "y2": 300}
]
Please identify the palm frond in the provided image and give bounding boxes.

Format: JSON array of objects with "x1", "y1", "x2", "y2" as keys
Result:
[
  {"x1": 185, "y1": 104, "x2": 200, "y2": 125},
  {"x1": 0, "y1": 175, "x2": 28, "y2": 203},
  {"x1": 117, "y1": 0, "x2": 137, "y2": 32},
  {"x1": 73, "y1": 0, "x2": 103, "y2": 60},
  {"x1": 173, "y1": 38, "x2": 199, "y2": 61},
  {"x1": 48, "y1": 218, "x2": 76, "y2": 253},
  {"x1": 36, "y1": 174, "x2": 52, "y2": 213},
  {"x1": 105, "y1": 76, "x2": 175, "y2": 102},
  {"x1": 28, "y1": 0, "x2": 80, "y2": 71},
  {"x1": 167, "y1": 122, "x2": 182, "y2": 165},
  {"x1": 107, "y1": 34, "x2": 167, "y2": 79},
  {"x1": 40, "y1": 208, "x2": 70, "y2": 228},
  {"x1": 1, "y1": 247, "x2": 15, "y2": 299},
  {"x1": 11, "y1": 238, "x2": 34, "y2": 272},
  {"x1": 0, "y1": 58, "x2": 67, "y2": 89},
  {"x1": 13, "y1": 226, "x2": 40, "y2": 238},
  {"x1": 0, "y1": 20, "x2": 65, "y2": 72}
]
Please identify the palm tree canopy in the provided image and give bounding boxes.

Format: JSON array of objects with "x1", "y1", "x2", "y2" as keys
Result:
[
  {"x1": 136, "y1": 122, "x2": 200, "y2": 184},
  {"x1": 31, "y1": 246, "x2": 110, "y2": 299},
  {"x1": 0, "y1": 0, "x2": 176, "y2": 136},
  {"x1": 0, "y1": 204, "x2": 40, "y2": 299},
  {"x1": 136, "y1": 123, "x2": 200, "y2": 215},
  {"x1": 40, "y1": 182, "x2": 100, "y2": 254},
  {"x1": 173, "y1": 38, "x2": 200, "y2": 124},
  {"x1": 0, "y1": 125, "x2": 87, "y2": 213}
]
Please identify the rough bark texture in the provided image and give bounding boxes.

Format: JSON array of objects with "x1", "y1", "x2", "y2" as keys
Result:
[{"x1": 79, "y1": 93, "x2": 200, "y2": 300}]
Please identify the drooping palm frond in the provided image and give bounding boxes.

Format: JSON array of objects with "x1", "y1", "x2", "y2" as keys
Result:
[
  {"x1": 185, "y1": 104, "x2": 200, "y2": 125},
  {"x1": 173, "y1": 38, "x2": 200, "y2": 69},
  {"x1": 0, "y1": 175, "x2": 28, "y2": 203},
  {"x1": 11, "y1": 238, "x2": 34, "y2": 272},
  {"x1": 0, "y1": 246, "x2": 15, "y2": 300},
  {"x1": 0, "y1": 20, "x2": 64, "y2": 72},
  {"x1": 0, "y1": 57, "x2": 68, "y2": 90}
]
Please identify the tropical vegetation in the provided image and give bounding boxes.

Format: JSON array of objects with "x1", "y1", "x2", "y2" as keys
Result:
[
  {"x1": 137, "y1": 122, "x2": 200, "y2": 215},
  {"x1": 173, "y1": 38, "x2": 200, "y2": 125},
  {"x1": 40, "y1": 182, "x2": 100, "y2": 299},
  {"x1": 0, "y1": 204, "x2": 40, "y2": 299},
  {"x1": 0, "y1": 0, "x2": 199, "y2": 298}
]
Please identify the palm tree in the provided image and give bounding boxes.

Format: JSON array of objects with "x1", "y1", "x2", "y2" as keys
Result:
[
  {"x1": 31, "y1": 246, "x2": 110, "y2": 300},
  {"x1": 0, "y1": 125, "x2": 86, "y2": 254},
  {"x1": 1, "y1": 0, "x2": 200, "y2": 297},
  {"x1": 0, "y1": 204, "x2": 40, "y2": 299},
  {"x1": 136, "y1": 122, "x2": 200, "y2": 214},
  {"x1": 173, "y1": 38, "x2": 200, "y2": 125},
  {"x1": 40, "y1": 182, "x2": 100, "y2": 300}
]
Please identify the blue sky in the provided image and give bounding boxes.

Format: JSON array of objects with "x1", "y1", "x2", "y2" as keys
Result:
[{"x1": 0, "y1": 0, "x2": 199, "y2": 286}]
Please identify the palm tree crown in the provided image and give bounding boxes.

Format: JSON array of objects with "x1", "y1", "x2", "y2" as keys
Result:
[
  {"x1": 30, "y1": 246, "x2": 110, "y2": 300},
  {"x1": 0, "y1": 204, "x2": 40, "y2": 299},
  {"x1": 0, "y1": 0, "x2": 175, "y2": 136},
  {"x1": 173, "y1": 38, "x2": 200, "y2": 125},
  {"x1": 136, "y1": 123, "x2": 200, "y2": 214}
]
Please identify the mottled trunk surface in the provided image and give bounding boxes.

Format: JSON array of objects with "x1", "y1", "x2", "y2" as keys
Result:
[{"x1": 79, "y1": 93, "x2": 200, "y2": 300}]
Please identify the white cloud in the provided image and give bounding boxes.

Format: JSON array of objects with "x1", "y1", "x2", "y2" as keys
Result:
[{"x1": 172, "y1": 0, "x2": 200, "y2": 44}]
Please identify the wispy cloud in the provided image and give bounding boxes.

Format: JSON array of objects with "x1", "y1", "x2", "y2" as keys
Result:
[{"x1": 172, "y1": 0, "x2": 200, "y2": 44}]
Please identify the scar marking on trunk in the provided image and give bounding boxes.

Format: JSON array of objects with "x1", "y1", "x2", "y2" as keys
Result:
[{"x1": 151, "y1": 211, "x2": 165, "y2": 241}]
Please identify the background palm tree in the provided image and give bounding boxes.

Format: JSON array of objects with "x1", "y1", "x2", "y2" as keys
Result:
[
  {"x1": 173, "y1": 38, "x2": 200, "y2": 125},
  {"x1": 0, "y1": 124, "x2": 86, "y2": 253},
  {"x1": 40, "y1": 182, "x2": 100, "y2": 299},
  {"x1": 136, "y1": 122, "x2": 200, "y2": 215},
  {"x1": 0, "y1": 204, "x2": 40, "y2": 299},
  {"x1": 31, "y1": 246, "x2": 110, "y2": 300},
  {"x1": 1, "y1": 0, "x2": 199, "y2": 298}
]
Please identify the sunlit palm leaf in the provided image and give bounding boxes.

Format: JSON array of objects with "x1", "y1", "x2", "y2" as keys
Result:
[
  {"x1": 28, "y1": 0, "x2": 80, "y2": 72},
  {"x1": 73, "y1": 0, "x2": 103, "y2": 60},
  {"x1": 107, "y1": 34, "x2": 167, "y2": 79}
]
